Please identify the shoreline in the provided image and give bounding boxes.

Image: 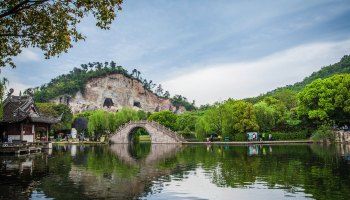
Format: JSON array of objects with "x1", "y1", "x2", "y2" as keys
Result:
[
  {"x1": 50, "y1": 140, "x2": 349, "y2": 145},
  {"x1": 52, "y1": 141, "x2": 108, "y2": 145},
  {"x1": 51, "y1": 140, "x2": 314, "y2": 145},
  {"x1": 182, "y1": 140, "x2": 314, "y2": 145}
]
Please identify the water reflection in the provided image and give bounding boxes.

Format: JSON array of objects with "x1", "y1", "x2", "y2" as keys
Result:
[
  {"x1": 110, "y1": 143, "x2": 182, "y2": 165},
  {"x1": 0, "y1": 144, "x2": 349, "y2": 200}
]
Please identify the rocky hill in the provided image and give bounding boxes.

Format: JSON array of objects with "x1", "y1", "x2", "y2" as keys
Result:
[
  {"x1": 51, "y1": 73, "x2": 183, "y2": 114},
  {"x1": 31, "y1": 62, "x2": 191, "y2": 114}
]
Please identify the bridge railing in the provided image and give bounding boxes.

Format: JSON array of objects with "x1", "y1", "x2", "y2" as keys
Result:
[{"x1": 113, "y1": 120, "x2": 186, "y2": 142}]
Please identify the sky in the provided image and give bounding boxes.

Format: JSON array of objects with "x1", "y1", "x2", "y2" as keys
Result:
[{"x1": 1, "y1": 0, "x2": 350, "y2": 105}]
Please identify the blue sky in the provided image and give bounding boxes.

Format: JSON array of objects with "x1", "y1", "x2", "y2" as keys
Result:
[{"x1": 2, "y1": 0, "x2": 350, "y2": 105}]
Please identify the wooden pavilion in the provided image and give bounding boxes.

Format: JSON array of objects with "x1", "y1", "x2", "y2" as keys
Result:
[{"x1": 0, "y1": 94, "x2": 61, "y2": 143}]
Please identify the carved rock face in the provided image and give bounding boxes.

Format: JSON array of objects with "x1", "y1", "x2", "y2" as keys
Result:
[{"x1": 51, "y1": 74, "x2": 183, "y2": 114}]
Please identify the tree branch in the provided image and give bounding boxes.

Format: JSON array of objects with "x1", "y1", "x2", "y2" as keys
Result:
[
  {"x1": 0, "y1": 0, "x2": 49, "y2": 19},
  {"x1": 0, "y1": 33, "x2": 31, "y2": 37}
]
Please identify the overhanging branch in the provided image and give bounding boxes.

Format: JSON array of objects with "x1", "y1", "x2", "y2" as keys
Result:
[{"x1": 0, "y1": 0, "x2": 49, "y2": 19}]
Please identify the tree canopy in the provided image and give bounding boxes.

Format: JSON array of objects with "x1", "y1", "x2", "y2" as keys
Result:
[
  {"x1": 36, "y1": 102, "x2": 73, "y2": 132},
  {"x1": 148, "y1": 110, "x2": 178, "y2": 131},
  {"x1": 0, "y1": 0, "x2": 123, "y2": 68},
  {"x1": 298, "y1": 74, "x2": 350, "y2": 125}
]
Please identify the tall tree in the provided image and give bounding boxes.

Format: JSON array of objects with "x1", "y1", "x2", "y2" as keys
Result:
[
  {"x1": 298, "y1": 74, "x2": 350, "y2": 126},
  {"x1": 0, "y1": 0, "x2": 123, "y2": 68}
]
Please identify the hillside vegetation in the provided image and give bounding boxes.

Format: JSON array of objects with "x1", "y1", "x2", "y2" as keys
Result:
[{"x1": 246, "y1": 55, "x2": 350, "y2": 103}]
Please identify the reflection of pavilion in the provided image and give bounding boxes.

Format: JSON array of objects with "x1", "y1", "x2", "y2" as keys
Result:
[
  {"x1": 0, "y1": 155, "x2": 48, "y2": 199},
  {"x1": 2, "y1": 157, "x2": 34, "y2": 174},
  {"x1": 109, "y1": 144, "x2": 183, "y2": 165}
]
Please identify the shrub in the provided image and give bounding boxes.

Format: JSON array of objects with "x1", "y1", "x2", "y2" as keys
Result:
[
  {"x1": 269, "y1": 131, "x2": 310, "y2": 140},
  {"x1": 231, "y1": 134, "x2": 247, "y2": 141},
  {"x1": 311, "y1": 124, "x2": 335, "y2": 143}
]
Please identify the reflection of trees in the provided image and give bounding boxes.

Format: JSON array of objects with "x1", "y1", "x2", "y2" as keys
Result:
[
  {"x1": 9, "y1": 144, "x2": 349, "y2": 200},
  {"x1": 129, "y1": 143, "x2": 151, "y2": 160},
  {"x1": 169, "y1": 145, "x2": 350, "y2": 200}
]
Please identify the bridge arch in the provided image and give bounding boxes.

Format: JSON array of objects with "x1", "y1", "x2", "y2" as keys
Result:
[{"x1": 109, "y1": 120, "x2": 186, "y2": 144}]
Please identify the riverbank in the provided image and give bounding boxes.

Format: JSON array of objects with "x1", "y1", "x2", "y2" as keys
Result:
[
  {"x1": 52, "y1": 141, "x2": 107, "y2": 145},
  {"x1": 182, "y1": 140, "x2": 314, "y2": 145},
  {"x1": 51, "y1": 140, "x2": 315, "y2": 145}
]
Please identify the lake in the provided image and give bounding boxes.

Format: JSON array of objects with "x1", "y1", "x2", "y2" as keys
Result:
[{"x1": 1, "y1": 144, "x2": 350, "y2": 200}]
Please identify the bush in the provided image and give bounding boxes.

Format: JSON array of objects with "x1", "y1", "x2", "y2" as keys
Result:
[
  {"x1": 231, "y1": 134, "x2": 247, "y2": 141},
  {"x1": 311, "y1": 124, "x2": 335, "y2": 143},
  {"x1": 268, "y1": 131, "x2": 310, "y2": 140}
]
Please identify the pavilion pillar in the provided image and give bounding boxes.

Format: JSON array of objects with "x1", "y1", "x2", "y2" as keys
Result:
[
  {"x1": 32, "y1": 124, "x2": 35, "y2": 142},
  {"x1": 46, "y1": 125, "x2": 49, "y2": 142},
  {"x1": 20, "y1": 123, "x2": 23, "y2": 141}
]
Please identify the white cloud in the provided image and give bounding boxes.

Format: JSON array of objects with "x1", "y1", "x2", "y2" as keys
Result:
[
  {"x1": 16, "y1": 49, "x2": 40, "y2": 62},
  {"x1": 162, "y1": 39, "x2": 350, "y2": 105}
]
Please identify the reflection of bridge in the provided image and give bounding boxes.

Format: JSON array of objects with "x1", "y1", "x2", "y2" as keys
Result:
[
  {"x1": 109, "y1": 144, "x2": 182, "y2": 165},
  {"x1": 68, "y1": 144, "x2": 183, "y2": 199},
  {"x1": 109, "y1": 120, "x2": 186, "y2": 144}
]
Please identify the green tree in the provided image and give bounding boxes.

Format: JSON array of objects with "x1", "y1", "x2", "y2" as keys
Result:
[
  {"x1": 114, "y1": 107, "x2": 140, "y2": 129},
  {"x1": 176, "y1": 112, "x2": 198, "y2": 135},
  {"x1": 254, "y1": 101, "x2": 276, "y2": 132},
  {"x1": 195, "y1": 116, "x2": 211, "y2": 140},
  {"x1": 171, "y1": 94, "x2": 196, "y2": 111},
  {"x1": 195, "y1": 100, "x2": 259, "y2": 140},
  {"x1": 87, "y1": 110, "x2": 110, "y2": 140},
  {"x1": 36, "y1": 102, "x2": 73, "y2": 132},
  {"x1": 222, "y1": 100, "x2": 259, "y2": 136},
  {"x1": 263, "y1": 96, "x2": 288, "y2": 130},
  {"x1": 0, "y1": 0, "x2": 123, "y2": 68},
  {"x1": 148, "y1": 110, "x2": 178, "y2": 131},
  {"x1": 298, "y1": 74, "x2": 350, "y2": 126},
  {"x1": 311, "y1": 123, "x2": 335, "y2": 143}
]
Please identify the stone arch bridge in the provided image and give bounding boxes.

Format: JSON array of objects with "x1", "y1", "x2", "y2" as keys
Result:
[{"x1": 109, "y1": 120, "x2": 187, "y2": 144}]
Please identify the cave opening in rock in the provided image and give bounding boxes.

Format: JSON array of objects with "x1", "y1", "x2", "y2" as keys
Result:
[
  {"x1": 103, "y1": 98, "x2": 114, "y2": 108},
  {"x1": 133, "y1": 101, "x2": 142, "y2": 108}
]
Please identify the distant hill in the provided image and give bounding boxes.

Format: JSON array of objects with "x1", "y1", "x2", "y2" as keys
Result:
[
  {"x1": 245, "y1": 55, "x2": 350, "y2": 103},
  {"x1": 30, "y1": 62, "x2": 196, "y2": 112}
]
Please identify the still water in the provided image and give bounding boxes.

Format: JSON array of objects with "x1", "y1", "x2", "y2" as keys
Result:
[{"x1": 1, "y1": 144, "x2": 350, "y2": 200}]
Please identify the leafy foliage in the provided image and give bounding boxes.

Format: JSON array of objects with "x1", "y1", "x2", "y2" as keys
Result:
[
  {"x1": 84, "y1": 108, "x2": 144, "y2": 140},
  {"x1": 36, "y1": 102, "x2": 73, "y2": 132},
  {"x1": 175, "y1": 112, "x2": 198, "y2": 136},
  {"x1": 148, "y1": 110, "x2": 178, "y2": 131},
  {"x1": 311, "y1": 123, "x2": 335, "y2": 143},
  {"x1": 298, "y1": 74, "x2": 350, "y2": 126},
  {"x1": 254, "y1": 101, "x2": 277, "y2": 132},
  {"x1": 195, "y1": 100, "x2": 259, "y2": 139},
  {"x1": 0, "y1": 0, "x2": 123, "y2": 68},
  {"x1": 171, "y1": 95, "x2": 196, "y2": 111}
]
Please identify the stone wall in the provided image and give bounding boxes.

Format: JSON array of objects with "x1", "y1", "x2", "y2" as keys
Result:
[
  {"x1": 51, "y1": 74, "x2": 184, "y2": 114},
  {"x1": 335, "y1": 130, "x2": 350, "y2": 143}
]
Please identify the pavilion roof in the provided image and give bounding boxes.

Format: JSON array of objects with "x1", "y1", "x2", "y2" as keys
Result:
[{"x1": 1, "y1": 95, "x2": 61, "y2": 124}]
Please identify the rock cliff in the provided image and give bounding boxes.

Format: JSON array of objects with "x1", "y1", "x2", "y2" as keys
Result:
[{"x1": 51, "y1": 74, "x2": 185, "y2": 114}]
